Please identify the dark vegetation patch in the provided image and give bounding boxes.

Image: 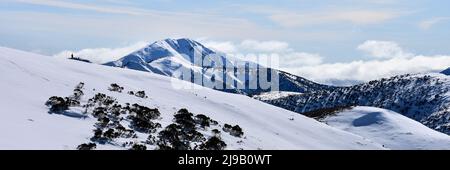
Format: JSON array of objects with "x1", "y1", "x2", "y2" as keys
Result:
[
  {"x1": 46, "y1": 83, "x2": 244, "y2": 150},
  {"x1": 302, "y1": 105, "x2": 355, "y2": 120}
]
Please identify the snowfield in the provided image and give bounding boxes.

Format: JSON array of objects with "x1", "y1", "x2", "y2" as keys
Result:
[
  {"x1": 0, "y1": 47, "x2": 385, "y2": 150},
  {"x1": 322, "y1": 107, "x2": 450, "y2": 150}
]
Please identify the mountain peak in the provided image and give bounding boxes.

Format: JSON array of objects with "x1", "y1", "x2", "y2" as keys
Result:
[{"x1": 162, "y1": 38, "x2": 197, "y2": 44}]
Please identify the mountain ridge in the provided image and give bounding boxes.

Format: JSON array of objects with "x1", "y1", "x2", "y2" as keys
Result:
[
  {"x1": 255, "y1": 73, "x2": 450, "y2": 134},
  {"x1": 442, "y1": 67, "x2": 450, "y2": 75}
]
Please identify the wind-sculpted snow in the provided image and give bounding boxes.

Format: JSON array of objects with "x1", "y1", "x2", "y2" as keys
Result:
[
  {"x1": 321, "y1": 107, "x2": 450, "y2": 150},
  {"x1": 256, "y1": 74, "x2": 450, "y2": 134},
  {"x1": 0, "y1": 46, "x2": 384, "y2": 150}
]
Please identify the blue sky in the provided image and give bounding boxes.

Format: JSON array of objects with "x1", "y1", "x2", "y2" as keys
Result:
[{"x1": 1, "y1": 0, "x2": 450, "y2": 84}]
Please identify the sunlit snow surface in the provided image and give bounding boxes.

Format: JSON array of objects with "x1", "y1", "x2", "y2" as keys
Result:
[
  {"x1": 322, "y1": 107, "x2": 450, "y2": 150},
  {"x1": 0, "y1": 47, "x2": 384, "y2": 150}
]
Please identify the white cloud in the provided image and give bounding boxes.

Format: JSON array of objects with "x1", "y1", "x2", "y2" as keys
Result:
[
  {"x1": 13, "y1": 0, "x2": 204, "y2": 17},
  {"x1": 269, "y1": 10, "x2": 401, "y2": 28},
  {"x1": 239, "y1": 40, "x2": 290, "y2": 52},
  {"x1": 205, "y1": 39, "x2": 449, "y2": 85},
  {"x1": 357, "y1": 40, "x2": 413, "y2": 58},
  {"x1": 419, "y1": 17, "x2": 450, "y2": 30},
  {"x1": 287, "y1": 40, "x2": 450, "y2": 85},
  {"x1": 199, "y1": 39, "x2": 322, "y2": 67},
  {"x1": 200, "y1": 41, "x2": 237, "y2": 54},
  {"x1": 53, "y1": 41, "x2": 148, "y2": 64},
  {"x1": 15, "y1": 0, "x2": 150, "y2": 15},
  {"x1": 201, "y1": 39, "x2": 291, "y2": 53},
  {"x1": 281, "y1": 52, "x2": 323, "y2": 67},
  {"x1": 289, "y1": 55, "x2": 450, "y2": 85}
]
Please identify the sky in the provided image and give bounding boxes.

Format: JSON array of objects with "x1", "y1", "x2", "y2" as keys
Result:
[{"x1": 1, "y1": 0, "x2": 450, "y2": 85}]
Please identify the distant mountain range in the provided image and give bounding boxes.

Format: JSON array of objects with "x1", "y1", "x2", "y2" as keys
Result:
[
  {"x1": 442, "y1": 67, "x2": 450, "y2": 75},
  {"x1": 255, "y1": 73, "x2": 450, "y2": 134}
]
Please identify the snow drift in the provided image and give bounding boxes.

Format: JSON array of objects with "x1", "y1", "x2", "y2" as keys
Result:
[{"x1": 322, "y1": 107, "x2": 450, "y2": 150}]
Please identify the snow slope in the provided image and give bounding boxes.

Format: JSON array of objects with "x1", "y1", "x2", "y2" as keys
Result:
[
  {"x1": 0, "y1": 47, "x2": 384, "y2": 150},
  {"x1": 256, "y1": 73, "x2": 450, "y2": 134},
  {"x1": 322, "y1": 107, "x2": 450, "y2": 150}
]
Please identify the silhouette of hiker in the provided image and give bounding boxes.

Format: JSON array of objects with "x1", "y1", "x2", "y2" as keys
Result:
[{"x1": 71, "y1": 53, "x2": 74, "y2": 59}]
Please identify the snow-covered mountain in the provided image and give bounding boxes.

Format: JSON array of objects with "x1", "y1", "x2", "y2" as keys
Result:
[
  {"x1": 103, "y1": 38, "x2": 450, "y2": 136},
  {"x1": 442, "y1": 67, "x2": 450, "y2": 75},
  {"x1": 255, "y1": 73, "x2": 450, "y2": 135},
  {"x1": 0, "y1": 46, "x2": 390, "y2": 150},
  {"x1": 105, "y1": 38, "x2": 330, "y2": 95},
  {"x1": 320, "y1": 106, "x2": 450, "y2": 150}
]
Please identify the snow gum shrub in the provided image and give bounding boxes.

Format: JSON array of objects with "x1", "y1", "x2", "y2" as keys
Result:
[
  {"x1": 72, "y1": 82, "x2": 85, "y2": 100},
  {"x1": 157, "y1": 124, "x2": 190, "y2": 150},
  {"x1": 91, "y1": 128, "x2": 107, "y2": 144},
  {"x1": 91, "y1": 128, "x2": 120, "y2": 143},
  {"x1": 230, "y1": 125, "x2": 244, "y2": 137},
  {"x1": 223, "y1": 124, "x2": 232, "y2": 132},
  {"x1": 174, "y1": 109, "x2": 196, "y2": 131},
  {"x1": 156, "y1": 109, "x2": 209, "y2": 150},
  {"x1": 130, "y1": 116, "x2": 162, "y2": 133},
  {"x1": 146, "y1": 134, "x2": 157, "y2": 145},
  {"x1": 130, "y1": 104, "x2": 161, "y2": 120},
  {"x1": 66, "y1": 97, "x2": 81, "y2": 107},
  {"x1": 75, "y1": 82, "x2": 85, "y2": 90},
  {"x1": 96, "y1": 117, "x2": 110, "y2": 129},
  {"x1": 302, "y1": 105, "x2": 354, "y2": 120},
  {"x1": 199, "y1": 136, "x2": 227, "y2": 150},
  {"x1": 108, "y1": 83, "x2": 124, "y2": 93},
  {"x1": 194, "y1": 114, "x2": 218, "y2": 128},
  {"x1": 135, "y1": 91, "x2": 147, "y2": 98},
  {"x1": 115, "y1": 124, "x2": 137, "y2": 138},
  {"x1": 45, "y1": 96, "x2": 69, "y2": 113},
  {"x1": 92, "y1": 107, "x2": 107, "y2": 118},
  {"x1": 73, "y1": 89, "x2": 84, "y2": 101},
  {"x1": 128, "y1": 104, "x2": 162, "y2": 133},
  {"x1": 223, "y1": 124, "x2": 244, "y2": 137},
  {"x1": 211, "y1": 129, "x2": 221, "y2": 136},
  {"x1": 174, "y1": 109, "x2": 206, "y2": 142},
  {"x1": 77, "y1": 143, "x2": 96, "y2": 150},
  {"x1": 103, "y1": 128, "x2": 120, "y2": 139},
  {"x1": 45, "y1": 82, "x2": 85, "y2": 113},
  {"x1": 130, "y1": 144, "x2": 147, "y2": 150},
  {"x1": 108, "y1": 104, "x2": 123, "y2": 118},
  {"x1": 88, "y1": 93, "x2": 117, "y2": 107}
]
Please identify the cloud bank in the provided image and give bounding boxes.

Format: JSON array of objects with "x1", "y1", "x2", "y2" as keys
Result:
[
  {"x1": 357, "y1": 40, "x2": 413, "y2": 58},
  {"x1": 289, "y1": 40, "x2": 450, "y2": 85},
  {"x1": 54, "y1": 39, "x2": 450, "y2": 86}
]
